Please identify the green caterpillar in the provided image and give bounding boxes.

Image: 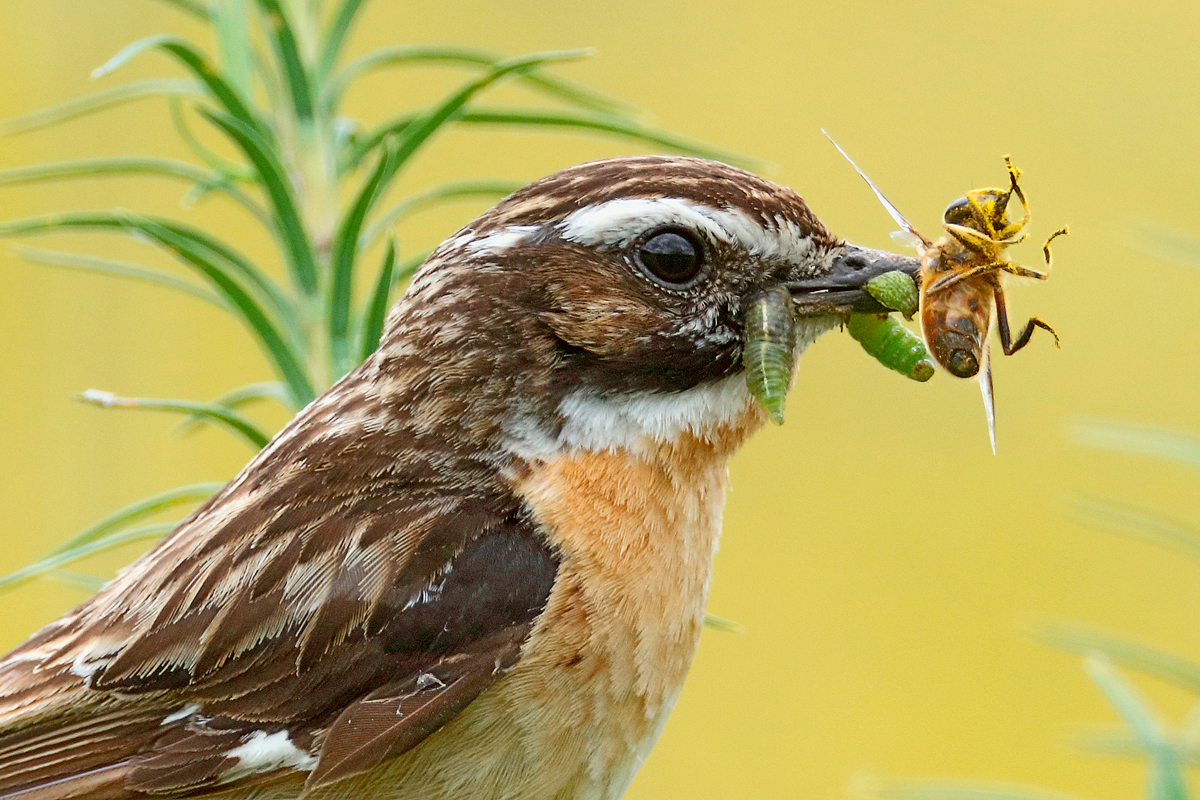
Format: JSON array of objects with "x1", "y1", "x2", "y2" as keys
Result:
[
  {"x1": 864, "y1": 270, "x2": 920, "y2": 319},
  {"x1": 847, "y1": 313, "x2": 935, "y2": 382},
  {"x1": 743, "y1": 286, "x2": 794, "y2": 425}
]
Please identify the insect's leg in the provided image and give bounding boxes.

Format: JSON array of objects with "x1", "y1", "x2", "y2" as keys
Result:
[
  {"x1": 1000, "y1": 263, "x2": 1049, "y2": 281},
  {"x1": 926, "y1": 261, "x2": 1005, "y2": 293},
  {"x1": 1042, "y1": 226, "x2": 1069, "y2": 268},
  {"x1": 1003, "y1": 155, "x2": 1031, "y2": 229},
  {"x1": 994, "y1": 286, "x2": 1060, "y2": 355}
]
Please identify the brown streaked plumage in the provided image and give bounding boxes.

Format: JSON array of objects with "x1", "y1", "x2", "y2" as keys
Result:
[{"x1": 0, "y1": 156, "x2": 919, "y2": 800}]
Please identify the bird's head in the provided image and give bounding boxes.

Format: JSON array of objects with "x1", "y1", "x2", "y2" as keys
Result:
[{"x1": 354, "y1": 156, "x2": 918, "y2": 462}]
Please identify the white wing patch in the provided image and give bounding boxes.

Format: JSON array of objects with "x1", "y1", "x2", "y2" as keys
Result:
[{"x1": 221, "y1": 730, "x2": 317, "y2": 782}]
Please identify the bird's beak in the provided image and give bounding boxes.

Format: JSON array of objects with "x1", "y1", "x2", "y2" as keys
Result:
[{"x1": 785, "y1": 242, "x2": 921, "y2": 317}]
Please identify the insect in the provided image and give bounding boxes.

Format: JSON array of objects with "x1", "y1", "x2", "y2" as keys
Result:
[
  {"x1": 823, "y1": 131, "x2": 1067, "y2": 452},
  {"x1": 743, "y1": 286, "x2": 794, "y2": 424}
]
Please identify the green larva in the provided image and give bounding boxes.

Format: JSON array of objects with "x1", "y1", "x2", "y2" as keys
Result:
[
  {"x1": 847, "y1": 313, "x2": 935, "y2": 382},
  {"x1": 743, "y1": 286, "x2": 795, "y2": 425},
  {"x1": 864, "y1": 270, "x2": 920, "y2": 319}
]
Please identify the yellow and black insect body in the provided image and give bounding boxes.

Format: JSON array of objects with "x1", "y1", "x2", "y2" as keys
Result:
[
  {"x1": 847, "y1": 314, "x2": 935, "y2": 382},
  {"x1": 743, "y1": 286, "x2": 795, "y2": 425}
]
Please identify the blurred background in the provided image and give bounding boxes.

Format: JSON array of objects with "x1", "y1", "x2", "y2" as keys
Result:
[{"x1": 1, "y1": 0, "x2": 1198, "y2": 798}]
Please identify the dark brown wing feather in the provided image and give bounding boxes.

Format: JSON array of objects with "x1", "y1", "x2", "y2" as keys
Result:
[{"x1": 0, "y1": 366, "x2": 560, "y2": 799}]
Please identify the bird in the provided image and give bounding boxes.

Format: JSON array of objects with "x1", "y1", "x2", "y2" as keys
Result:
[{"x1": 0, "y1": 155, "x2": 918, "y2": 800}]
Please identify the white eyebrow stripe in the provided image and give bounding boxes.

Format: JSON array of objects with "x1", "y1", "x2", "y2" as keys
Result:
[{"x1": 556, "y1": 197, "x2": 816, "y2": 266}]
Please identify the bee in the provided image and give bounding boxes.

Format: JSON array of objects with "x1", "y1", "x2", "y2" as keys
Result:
[{"x1": 823, "y1": 131, "x2": 1067, "y2": 451}]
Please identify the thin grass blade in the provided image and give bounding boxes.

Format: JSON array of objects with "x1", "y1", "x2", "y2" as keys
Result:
[
  {"x1": 317, "y1": 0, "x2": 370, "y2": 77},
  {"x1": 1130, "y1": 222, "x2": 1200, "y2": 274},
  {"x1": 45, "y1": 571, "x2": 111, "y2": 593},
  {"x1": 1085, "y1": 653, "x2": 1190, "y2": 800},
  {"x1": 150, "y1": 0, "x2": 209, "y2": 18},
  {"x1": 851, "y1": 776, "x2": 1086, "y2": 800},
  {"x1": 10, "y1": 245, "x2": 225, "y2": 308},
  {"x1": 3, "y1": 79, "x2": 199, "y2": 135},
  {"x1": 329, "y1": 139, "x2": 397, "y2": 374},
  {"x1": 358, "y1": 236, "x2": 395, "y2": 362},
  {"x1": 176, "y1": 381, "x2": 291, "y2": 435},
  {"x1": 77, "y1": 389, "x2": 271, "y2": 449},
  {"x1": 0, "y1": 523, "x2": 179, "y2": 596},
  {"x1": 212, "y1": 0, "x2": 254, "y2": 101},
  {"x1": 1037, "y1": 621, "x2": 1200, "y2": 694},
  {"x1": 1073, "y1": 728, "x2": 1200, "y2": 765},
  {"x1": 169, "y1": 97, "x2": 255, "y2": 179},
  {"x1": 44, "y1": 483, "x2": 221, "y2": 559},
  {"x1": 93, "y1": 36, "x2": 261, "y2": 132},
  {"x1": 1069, "y1": 496, "x2": 1200, "y2": 562},
  {"x1": 253, "y1": 0, "x2": 314, "y2": 121},
  {"x1": 360, "y1": 178, "x2": 522, "y2": 249},
  {"x1": 200, "y1": 109, "x2": 318, "y2": 295},
  {"x1": 329, "y1": 44, "x2": 635, "y2": 115},
  {"x1": 1071, "y1": 420, "x2": 1200, "y2": 471},
  {"x1": 393, "y1": 247, "x2": 433, "y2": 287}
]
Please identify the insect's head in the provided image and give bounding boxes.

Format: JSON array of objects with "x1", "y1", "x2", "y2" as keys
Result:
[{"x1": 942, "y1": 156, "x2": 1031, "y2": 252}]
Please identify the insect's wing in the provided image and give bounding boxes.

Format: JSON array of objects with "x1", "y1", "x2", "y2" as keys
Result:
[
  {"x1": 979, "y1": 346, "x2": 996, "y2": 454},
  {"x1": 822, "y1": 130, "x2": 932, "y2": 248}
]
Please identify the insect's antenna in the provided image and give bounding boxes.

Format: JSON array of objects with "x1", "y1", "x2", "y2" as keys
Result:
[{"x1": 821, "y1": 130, "x2": 931, "y2": 247}]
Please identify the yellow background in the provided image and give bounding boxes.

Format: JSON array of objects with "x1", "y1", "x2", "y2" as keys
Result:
[{"x1": 2, "y1": 1, "x2": 1198, "y2": 798}]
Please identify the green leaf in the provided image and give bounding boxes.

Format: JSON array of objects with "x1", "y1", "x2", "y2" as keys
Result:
[
  {"x1": 118, "y1": 213, "x2": 316, "y2": 405},
  {"x1": 45, "y1": 483, "x2": 221, "y2": 559},
  {"x1": 93, "y1": 36, "x2": 261, "y2": 133},
  {"x1": 212, "y1": 0, "x2": 255, "y2": 101},
  {"x1": 317, "y1": 0, "x2": 370, "y2": 77},
  {"x1": 1038, "y1": 621, "x2": 1200, "y2": 694},
  {"x1": 360, "y1": 178, "x2": 522, "y2": 249},
  {"x1": 0, "y1": 156, "x2": 265, "y2": 221},
  {"x1": 3, "y1": 79, "x2": 199, "y2": 134},
  {"x1": 359, "y1": 236, "x2": 395, "y2": 362},
  {"x1": 851, "y1": 776, "x2": 1086, "y2": 800},
  {"x1": 329, "y1": 139, "x2": 398, "y2": 375},
  {"x1": 1085, "y1": 653, "x2": 1190, "y2": 800},
  {"x1": 0, "y1": 523, "x2": 179, "y2": 596},
  {"x1": 150, "y1": 0, "x2": 209, "y2": 18},
  {"x1": 1071, "y1": 420, "x2": 1200, "y2": 471},
  {"x1": 200, "y1": 109, "x2": 319, "y2": 295},
  {"x1": 0, "y1": 211, "x2": 300, "y2": 349},
  {"x1": 169, "y1": 96, "x2": 256, "y2": 180},
  {"x1": 253, "y1": 0, "x2": 314, "y2": 120},
  {"x1": 176, "y1": 381, "x2": 291, "y2": 435},
  {"x1": 10, "y1": 245, "x2": 225, "y2": 308},
  {"x1": 329, "y1": 44, "x2": 635, "y2": 115},
  {"x1": 385, "y1": 50, "x2": 593, "y2": 177},
  {"x1": 1069, "y1": 496, "x2": 1200, "y2": 562},
  {"x1": 77, "y1": 389, "x2": 271, "y2": 449},
  {"x1": 45, "y1": 571, "x2": 110, "y2": 593}
]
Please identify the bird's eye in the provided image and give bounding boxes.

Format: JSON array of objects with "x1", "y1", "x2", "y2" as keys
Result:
[{"x1": 636, "y1": 229, "x2": 705, "y2": 287}]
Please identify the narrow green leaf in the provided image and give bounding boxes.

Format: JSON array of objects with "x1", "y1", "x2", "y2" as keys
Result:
[
  {"x1": 328, "y1": 44, "x2": 634, "y2": 115},
  {"x1": 77, "y1": 389, "x2": 271, "y2": 449},
  {"x1": 0, "y1": 156, "x2": 265, "y2": 222},
  {"x1": 253, "y1": 0, "x2": 314, "y2": 120},
  {"x1": 359, "y1": 236, "x2": 395, "y2": 362},
  {"x1": 392, "y1": 248, "x2": 433, "y2": 288},
  {"x1": 45, "y1": 483, "x2": 221, "y2": 558},
  {"x1": 1069, "y1": 496, "x2": 1200, "y2": 562},
  {"x1": 317, "y1": 0, "x2": 370, "y2": 77},
  {"x1": 93, "y1": 36, "x2": 261, "y2": 133},
  {"x1": 150, "y1": 0, "x2": 209, "y2": 18},
  {"x1": 200, "y1": 109, "x2": 318, "y2": 295},
  {"x1": 851, "y1": 776, "x2": 1086, "y2": 800},
  {"x1": 119, "y1": 214, "x2": 316, "y2": 405},
  {"x1": 359, "y1": 178, "x2": 522, "y2": 249},
  {"x1": 0, "y1": 523, "x2": 179, "y2": 596},
  {"x1": 3, "y1": 79, "x2": 199, "y2": 134},
  {"x1": 212, "y1": 0, "x2": 255, "y2": 101},
  {"x1": 1074, "y1": 728, "x2": 1200, "y2": 765},
  {"x1": 176, "y1": 381, "x2": 291, "y2": 435},
  {"x1": 457, "y1": 106, "x2": 759, "y2": 168},
  {"x1": 1085, "y1": 654, "x2": 1190, "y2": 800},
  {"x1": 1038, "y1": 621, "x2": 1200, "y2": 694},
  {"x1": 45, "y1": 571, "x2": 110, "y2": 593},
  {"x1": 330, "y1": 139, "x2": 398, "y2": 374},
  {"x1": 1071, "y1": 420, "x2": 1200, "y2": 471},
  {"x1": 385, "y1": 50, "x2": 593, "y2": 177},
  {"x1": 10, "y1": 245, "x2": 224, "y2": 308},
  {"x1": 169, "y1": 97, "x2": 255, "y2": 180},
  {"x1": 0, "y1": 212, "x2": 298, "y2": 345}
]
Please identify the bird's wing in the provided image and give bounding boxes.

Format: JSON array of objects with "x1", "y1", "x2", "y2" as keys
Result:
[{"x1": 0, "y1": 441, "x2": 560, "y2": 799}]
